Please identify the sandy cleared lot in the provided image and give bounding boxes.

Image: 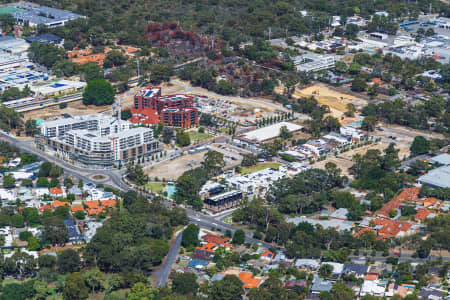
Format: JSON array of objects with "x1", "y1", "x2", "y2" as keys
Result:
[
  {"x1": 145, "y1": 143, "x2": 244, "y2": 181},
  {"x1": 294, "y1": 83, "x2": 367, "y2": 120},
  {"x1": 24, "y1": 100, "x2": 109, "y2": 121},
  {"x1": 314, "y1": 141, "x2": 411, "y2": 178},
  {"x1": 145, "y1": 151, "x2": 206, "y2": 181}
]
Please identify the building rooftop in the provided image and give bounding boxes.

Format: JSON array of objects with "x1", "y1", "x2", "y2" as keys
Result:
[
  {"x1": 241, "y1": 122, "x2": 303, "y2": 142},
  {"x1": 6, "y1": 2, "x2": 84, "y2": 27},
  {"x1": 429, "y1": 153, "x2": 450, "y2": 165},
  {"x1": 418, "y1": 166, "x2": 450, "y2": 188}
]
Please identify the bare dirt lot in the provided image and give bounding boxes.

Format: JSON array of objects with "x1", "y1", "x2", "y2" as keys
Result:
[
  {"x1": 23, "y1": 100, "x2": 109, "y2": 122},
  {"x1": 145, "y1": 143, "x2": 245, "y2": 180},
  {"x1": 294, "y1": 83, "x2": 367, "y2": 120},
  {"x1": 314, "y1": 141, "x2": 411, "y2": 178},
  {"x1": 145, "y1": 151, "x2": 206, "y2": 181}
]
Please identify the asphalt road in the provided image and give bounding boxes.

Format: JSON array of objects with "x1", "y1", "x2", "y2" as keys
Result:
[{"x1": 153, "y1": 232, "x2": 182, "y2": 287}]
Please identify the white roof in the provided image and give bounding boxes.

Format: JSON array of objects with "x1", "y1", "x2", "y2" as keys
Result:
[
  {"x1": 430, "y1": 154, "x2": 450, "y2": 165},
  {"x1": 322, "y1": 262, "x2": 344, "y2": 274},
  {"x1": 418, "y1": 166, "x2": 450, "y2": 188},
  {"x1": 242, "y1": 122, "x2": 303, "y2": 142}
]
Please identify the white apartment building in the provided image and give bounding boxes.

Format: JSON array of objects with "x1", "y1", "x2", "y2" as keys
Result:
[
  {"x1": 40, "y1": 114, "x2": 132, "y2": 138},
  {"x1": 37, "y1": 114, "x2": 159, "y2": 167}
]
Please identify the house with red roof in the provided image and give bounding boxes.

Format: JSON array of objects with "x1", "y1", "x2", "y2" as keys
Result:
[
  {"x1": 415, "y1": 208, "x2": 436, "y2": 223},
  {"x1": 260, "y1": 250, "x2": 274, "y2": 262},
  {"x1": 377, "y1": 187, "x2": 420, "y2": 218},
  {"x1": 238, "y1": 272, "x2": 262, "y2": 289},
  {"x1": 39, "y1": 205, "x2": 51, "y2": 213},
  {"x1": 49, "y1": 187, "x2": 64, "y2": 198},
  {"x1": 202, "y1": 234, "x2": 231, "y2": 246},
  {"x1": 52, "y1": 200, "x2": 69, "y2": 209}
]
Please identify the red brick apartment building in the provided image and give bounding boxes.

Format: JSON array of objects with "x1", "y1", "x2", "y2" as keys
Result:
[{"x1": 130, "y1": 87, "x2": 198, "y2": 128}]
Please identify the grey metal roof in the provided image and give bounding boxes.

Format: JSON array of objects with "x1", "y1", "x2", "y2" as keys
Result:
[
  {"x1": 418, "y1": 166, "x2": 450, "y2": 188},
  {"x1": 430, "y1": 154, "x2": 450, "y2": 165}
]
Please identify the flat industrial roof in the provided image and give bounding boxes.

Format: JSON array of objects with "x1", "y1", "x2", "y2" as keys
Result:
[
  {"x1": 241, "y1": 122, "x2": 303, "y2": 142},
  {"x1": 418, "y1": 166, "x2": 450, "y2": 188}
]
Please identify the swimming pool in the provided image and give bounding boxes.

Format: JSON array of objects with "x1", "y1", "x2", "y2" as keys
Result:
[{"x1": 165, "y1": 184, "x2": 177, "y2": 198}]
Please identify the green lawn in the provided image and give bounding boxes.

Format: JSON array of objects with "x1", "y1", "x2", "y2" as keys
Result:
[
  {"x1": 188, "y1": 131, "x2": 213, "y2": 143},
  {"x1": 145, "y1": 182, "x2": 165, "y2": 194},
  {"x1": 239, "y1": 163, "x2": 282, "y2": 175}
]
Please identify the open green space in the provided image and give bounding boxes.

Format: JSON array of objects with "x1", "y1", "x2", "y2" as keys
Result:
[
  {"x1": 188, "y1": 131, "x2": 214, "y2": 143},
  {"x1": 239, "y1": 162, "x2": 281, "y2": 175},
  {"x1": 145, "y1": 181, "x2": 165, "y2": 194}
]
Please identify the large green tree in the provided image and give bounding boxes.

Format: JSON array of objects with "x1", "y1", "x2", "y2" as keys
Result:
[{"x1": 82, "y1": 79, "x2": 115, "y2": 106}]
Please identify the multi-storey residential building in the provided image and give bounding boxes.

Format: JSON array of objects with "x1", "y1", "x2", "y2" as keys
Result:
[
  {"x1": 161, "y1": 107, "x2": 198, "y2": 128},
  {"x1": 40, "y1": 114, "x2": 131, "y2": 138},
  {"x1": 36, "y1": 114, "x2": 159, "y2": 167},
  {"x1": 134, "y1": 87, "x2": 162, "y2": 110},
  {"x1": 130, "y1": 87, "x2": 198, "y2": 128}
]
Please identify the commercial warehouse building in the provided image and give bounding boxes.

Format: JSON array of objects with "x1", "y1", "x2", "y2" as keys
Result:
[
  {"x1": 240, "y1": 122, "x2": 303, "y2": 143},
  {"x1": 418, "y1": 166, "x2": 450, "y2": 188},
  {"x1": 294, "y1": 53, "x2": 336, "y2": 72},
  {"x1": 37, "y1": 114, "x2": 159, "y2": 167},
  {"x1": 30, "y1": 79, "x2": 86, "y2": 96},
  {"x1": 0, "y1": 36, "x2": 29, "y2": 55}
]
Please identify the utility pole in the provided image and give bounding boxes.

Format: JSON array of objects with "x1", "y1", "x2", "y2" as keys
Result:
[
  {"x1": 268, "y1": 27, "x2": 271, "y2": 40},
  {"x1": 136, "y1": 57, "x2": 140, "y2": 81}
]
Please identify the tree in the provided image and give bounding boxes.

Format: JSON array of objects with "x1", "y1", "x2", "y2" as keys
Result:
[
  {"x1": 38, "y1": 162, "x2": 52, "y2": 177},
  {"x1": 345, "y1": 103, "x2": 356, "y2": 117},
  {"x1": 171, "y1": 272, "x2": 199, "y2": 295},
  {"x1": 241, "y1": 153, "x2": 257, "y2": 167},
  {"x1": 176, "y1": 130, "x2": 191, "y2": 147},
  {"x1": 63, "y1": 272, "x2": 89, "y2": 300},
  {"x1": 11, "y1": 214, "x2": 24, "y2": 228},
  {"x1": 57, "y1": 249, "x2": 80, "y2": 274},
  {"x1": 202, "y1": 150, "x2": 225, "y2": 176},
  {"x1": 36, "y1": 177, "x2": 49, "y2": 188},
  {"x1": 82, "y1": 79, "x2": 115, "y2": 106},
  {"x1": 1, "y1": 283, "x2": 29, "y2": 300},
  {"x1": 351, "y1": 77, "x2": 367, "y2": 92},
  {"x1": 182, "y1": 224, "x2": 199, "y2": 248},
  {"x1": 349, "y1": 62, "x2": 361, "y2": 74},
  {"x1": 334, "y1": 61, "x2": 347, "y2": 73},
  {"x1": 319, "y1": 264, "x2": 333, "y2": 278},
  {"x1": 84, "y1": 268, "x2": 105, "y2": 294},
  {"x1": 3, "y1": 174, "x2": 15, "y2": 188},
  {"x1": 232, "y1": 229, "x2": 245, "y2": 245},
  {"x1": 410, "y1": 136, "x2": 429, "y2": 155},
  {"x1": 21, "y1": 179, "x2": 34, "y2": 187},
  {"x1": 39, "y1": 254, "x2": 56, "y2": 269},
  {"x1": 121, "y1": 109, "x2": 132, "y2": 120},
  {"x1": 74, "y1": 210, "x2": 85, "y2": 220},
  {"x1": 408, "y1": 159, "x2": 427, "y2": 176},
  {"x1": 125, "y1": 164, "x2": 148, "y2": 186},
  {"x1": 361, "y1": 116, "x2": 377, "y2": 132},
  {"x1": 279, "y1": 125, "x2": 292, "y2": 140},
  {"x1": 331, "y1": 281, "x2": 354, "y2": 300},
  {"x1": 151, "y1": 64, "x2": 172, "y2": 83},
  {"x1": 103, "y1": 50, "x2": 127, "y2": 68},
  {"x1": 41, "y1": 216, "x2": 68, "y2": 246},
  {"x1": 208, "y1": 275, "x2": 244, "y2": 300}
]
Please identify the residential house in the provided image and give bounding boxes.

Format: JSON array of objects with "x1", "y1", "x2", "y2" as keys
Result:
[
  {"x1": 343, "y1": 263, "x2": 368, "y2": 278},
  {"x1": 238, "y1": 272, "x2": 262, "y2": 289},
  {"x1": 310, "y1": 275, "x2": 332, "y2": 294}
]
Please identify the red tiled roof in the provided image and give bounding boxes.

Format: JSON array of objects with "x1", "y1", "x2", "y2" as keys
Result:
[
  {"x1": 101, "y1": 200, "x2": 117, "y2": 207},
  {"x1": 50, "y1": 187, "x2": 63, "y2": 195},
  {"x1": 424, "y1": 197, "x2": 438, "y2": 207},
  {"x1": 84, "y1": 201, "x2": 100, "y2": 209},
  {"x1": 415, "y1": 208, "x2": 433, "y2": 222},
  {"x1": 196, "y1": 242, "x2": 217, "y2": 253},
  {"x1": 378, "y1": 187, "x2": 420, "y2": 217},
  {"x1": 238, "y1": 272, "x2": 261, "y2": 289},
  {"x1": 202, "y1": 234, "x2": 231, "y2": 246},
  {"x1": 353, "y1": 227, "x2": 376, "y2": 238},
  {"x1": 261, "y1": 250, "x2": 274, "y2": 259},
  {"x1": 39, "y1": 205, "x2": 51, "y2": 213},
  {"x1": 52, "y1": 200, "x2": 69, "y2": 208},
  {"x1": 373, "y1": 218, "x2": 412, "y2": 239},
  {"x1": 71, "y1": 206, "x2": 84, "y2": 213}
]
